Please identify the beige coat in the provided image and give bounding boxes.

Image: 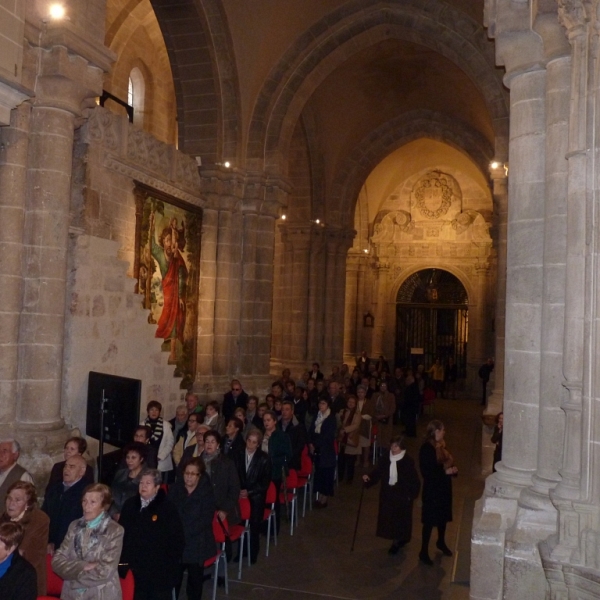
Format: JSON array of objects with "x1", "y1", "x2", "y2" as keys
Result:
[{"x1": 52, "y1": 514, "x2": 123, "y2": 600}]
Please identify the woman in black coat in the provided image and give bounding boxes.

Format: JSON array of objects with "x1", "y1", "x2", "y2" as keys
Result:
[
  {"x1": 0, "y1": 522, "x2": 37, "y2": 600},
  {"x1": 308, "y1": 398, "x2": 338, "y2": 508},
  {"x1": 233, "y1": 429, "x2": 272, "y2": 563},
  {"x1": 363, "y1": 435, "x2": 421, "y2": 554},
  {"x1": 169, "y1": 458, "x2": 217, "y2": 600},
  {"x1": 119, "y1": 469, "x2": 185, "y2": 600},
  {"x1": 419, "y1": 420, "x2": 458, "y2": 565}
]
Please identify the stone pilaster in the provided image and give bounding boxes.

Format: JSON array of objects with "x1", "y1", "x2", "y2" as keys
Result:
[
  {"x1": 485, "y1": 167, "x2": 508, "y2": 417},
  {"x1": 0, "y1": 103, "x2": 30, "y2": 423},
  {"x1": 343, "y1": 250, "x2": 362, "y2": 363},
  {"x1": 371, "y1": 261, "x2": 390, "y2": 358},
  {"x1": 16, "y1": 38, "x2": 111, "y2": 437}
]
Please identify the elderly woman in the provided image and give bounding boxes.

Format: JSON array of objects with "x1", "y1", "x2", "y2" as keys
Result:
[
  {"x1": 169, "y1": 457, "x2": 216, "y2": 600},
  {"x1": 0, "y1": 522, "x2": 37, "y2": 599},
  {"x1": 365, "y1": 381, "x2": 396, "y2": 454},
  {"x1": 52, "y1": 483, "x2": 124, "y2": 599},
  {"x1": 308, "y1": 398, "x2": 337, "y2": 508},
  {"x1": 119, "y1": 469, "x2": 184, "y2": 600},
  {"x1": 48, "y1": 437, "x2": 94, "y2": 488},
  {"x1": 177, "y1": 424, "x2": 209, "y2": 479},
  {"x1": 0, "y1": 482, "x2": 49, "y2": 595},
  {"x1": 363, "y1": 435, "x2": 421, "y2": 554},
  {"x1": 142, "y1": 401, "x2": 174, "y2": 482},
  {"x1": 419, "y1": 420, "x2": 458, "y2": 565},
  {"x1": 110, "y1": 442, "x2": 148, "y2": 519},
  {"x1": 201, "y1": 431, "x2": 241, "y2": 526}
]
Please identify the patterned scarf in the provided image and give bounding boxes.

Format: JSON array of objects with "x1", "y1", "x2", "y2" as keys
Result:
[
  {"x1": 201, "y1": 449, "x2": 220, "y2": 476},
  {"x1": 144, "y1": 416, "x2": 164, "y2": 448},
  {"x1": 314, "y1": 409, "x2": 330, "y2": 434},
  {"x1": 73, "y1": 512, "x2": 111, "y2": 561}
]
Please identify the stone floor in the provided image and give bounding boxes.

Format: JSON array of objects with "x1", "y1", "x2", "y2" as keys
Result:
[{"x1": 193, "y1": 396, "x2": 486, "y2": 600}]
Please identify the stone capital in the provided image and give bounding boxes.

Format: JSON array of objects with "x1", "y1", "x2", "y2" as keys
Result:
[
  {"x1": 557, "y1": 0, "x2": 590, "y2": 39},
  {"x1": 279, "y1": 223, "x2": 312, "y2": 250},
  {"x1": 27, "y1": 45, "x2": 105, "y2": 115}
]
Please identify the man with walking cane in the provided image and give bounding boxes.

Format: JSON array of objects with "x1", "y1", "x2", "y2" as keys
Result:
[{"x1": 362, "y1": 435, "x2": 420, "y2": 555}]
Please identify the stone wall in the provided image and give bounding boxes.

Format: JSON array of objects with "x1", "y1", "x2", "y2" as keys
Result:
[{"x1": 62, "y1": 106, "x2": 203, "y2": 434}]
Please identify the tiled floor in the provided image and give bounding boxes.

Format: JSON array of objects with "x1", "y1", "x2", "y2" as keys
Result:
[{"x1": 193, "y1": 396, "x2": 486, "y2": 600}]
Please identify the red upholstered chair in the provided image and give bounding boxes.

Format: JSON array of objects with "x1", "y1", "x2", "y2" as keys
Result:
[
  {"x1": 279, "y1": 469, "x2": 299, "y2": 535},
  {"x1": 296, "y1": 447, "x2": 314, "y2": 516},
  {"x1": 211, "y1": 513, "x2": 230, "y2": 595},
  {"x1": 204, "y1": 515, "x2": 228, "y2": 600},
  {"x1": 263, "y1": 481, "x2": 277, "y2": 556},
  {"x1": 119, "y1": 569, "x2": 135, "y2": 600},
  {"x1": 227, "y1": 497, "x2": 251, "y2": 580},
  {"x1": 46, "y1": 553, "x2": 63, "y2": 597}
]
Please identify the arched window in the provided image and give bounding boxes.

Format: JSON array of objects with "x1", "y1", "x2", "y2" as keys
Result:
[{"x1": 128, "y1": 67, "x2": 145, "y2": 127}]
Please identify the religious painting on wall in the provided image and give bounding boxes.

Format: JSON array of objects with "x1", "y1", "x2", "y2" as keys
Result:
[{"x1": 133, "y1": 182, "x2": 202, "y2": 388}]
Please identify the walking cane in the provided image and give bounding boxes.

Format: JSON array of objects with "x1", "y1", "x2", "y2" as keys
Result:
[{"x1": 350, "y1": 484, "x2": 366, "y2": 552}]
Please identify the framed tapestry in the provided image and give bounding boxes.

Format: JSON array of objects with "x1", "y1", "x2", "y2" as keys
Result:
[{"x1": 133, "y1": 182, "x2": 202, "y2": 388}]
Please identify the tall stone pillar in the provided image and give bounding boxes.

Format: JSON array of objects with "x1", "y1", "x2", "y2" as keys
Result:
[
  {"x1": 522, "y1": 52, "x2": 570, "y2": 519},
  {"x1": 16, "y1": 44, "x2": 109, "y2": 434},
  {"x1": 212, "y1": 207, "x2": 242, "y2": 376},
  {"x1": 343, "y1": 250, "x2": 361, "y2": 363},
  {"x1": 371, "y1": 261, "x2": 389, "y2": 358},
  {"x1": 486, "y1": 168, "x2": 508, "y2": 417},
  {"x1": 197, "y1": 207, "x2": 218, "y2": 376},
  {"x1": 471, "y1": 62, "x2": 548, "y2": 599},
  {"x1": 239, "y1": 205, "x2": 278, "y2": 376},
  {"x1": 307, "y1": 227, "x2": 326, "y2": 363},
  {"x1": 469, "y1": 262, "x2": 490, "y2": 393},
  {"x1": 0, "y1": 103, "x2": 30, "y2": 424}
]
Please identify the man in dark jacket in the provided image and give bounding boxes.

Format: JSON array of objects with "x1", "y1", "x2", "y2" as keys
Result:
[
  {"x1": 233, "y1": 429, "x2": 272, "y2": 563},
  {"x1": 222, "y1": 379, "x2": 249, "y2": 422},
  {"x1": 119, "y1": 470, "x2": 185, "y2": 600},
  {"x1": 42, "y1": 455, "x2": 88, "y2": 552},
  {"x1": 279, "y1": 401, "x2": 307, "y2": 471}
]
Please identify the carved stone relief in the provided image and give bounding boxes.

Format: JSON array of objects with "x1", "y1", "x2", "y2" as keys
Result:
[{"x1": 411, "y1": 171, "x2": 462, "y2": 220}]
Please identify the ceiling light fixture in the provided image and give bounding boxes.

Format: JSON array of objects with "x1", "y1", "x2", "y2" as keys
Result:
[{"x1": 49, "y1": 3, "x2": 66, "y2": 19}]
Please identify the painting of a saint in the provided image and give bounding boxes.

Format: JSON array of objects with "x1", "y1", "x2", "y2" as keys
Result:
[{"x1": 134, "y1": 184, "x2": 202, "y2": 387}]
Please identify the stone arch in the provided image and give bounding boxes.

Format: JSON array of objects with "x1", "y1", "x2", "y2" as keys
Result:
[
  {"x1": 246, "y1": 0, "x2": 508, "y2": 173},
  {"x1": 389, "y1": 263, "x2": 477, "y2": 308},
  {"x1": 332, "y1": 110, "x2": 494, "y2": 226},
  {"x1": 150, "y1": 0, "x2": 241, "y2": 163}
]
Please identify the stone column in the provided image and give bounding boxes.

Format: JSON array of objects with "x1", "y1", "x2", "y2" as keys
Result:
[
  {"x1": 307, "y1": 226, "x2": 326, "y2": 363},
  {"x1": 343, "y1": 250, "x2": 361, "y2": 363},
  {"x1": 332, "y1": 232, "x2": 353, "y2": 364},
  {"x1": 212, "y1": 207, "x2": 242, "y2": 376},
  {"x1": 548, "y1": 3, "x2": 592, "y2": 563},
  {"x1": 486, "y1": 168, "x2": 508, "y2": 417},
  {"x1": 469, "y1": 262, "x2": 490, "y2": 394},
  {"x1": 16, "y1": 45, "x2": 107, "y2": 432},
  {"x1": 250, "y1": 212, "x2": 277, "y2": 375},
  {"x1": 522, "y1": 52, "x2": 570, "y2": 516},
  {"x1": 0, "y1": 103, "x2": 30, "y2": 424},
  {"x1": 471, "y1": 64, "x2": 548, "y2": 600},
  {"x1": 371, "y1": 261, "x2": 389, "y2": 358},
  {"x1": 197, "y1": 207, "x2": 218, "y2": 377}
]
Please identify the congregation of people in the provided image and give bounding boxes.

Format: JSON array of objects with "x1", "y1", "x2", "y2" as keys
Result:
[{"x1": 0, "y1": 352, "x2": 469, "y2": 600}]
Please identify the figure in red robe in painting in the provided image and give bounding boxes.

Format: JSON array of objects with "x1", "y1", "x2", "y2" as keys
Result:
[{"x1": 150, "y1": 211, "x2": 188, "y2": 363}]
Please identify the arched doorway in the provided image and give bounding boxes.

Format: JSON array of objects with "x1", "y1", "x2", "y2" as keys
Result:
[{"x1": 395, "y1": 269, "x2": 468, "y2": 374}]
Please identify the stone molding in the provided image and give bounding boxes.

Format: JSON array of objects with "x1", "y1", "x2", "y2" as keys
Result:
[{"x1": 0, "y1": 78, "x2": 30, "y2": 126}]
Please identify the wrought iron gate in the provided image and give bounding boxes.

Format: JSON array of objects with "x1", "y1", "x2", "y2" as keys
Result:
[
  {"x1": 394, "y1": 269, "x2": 469, "y2": 375},
  {"x1": 394, "y1": 305, "x2": 468, "y2": 376}
]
